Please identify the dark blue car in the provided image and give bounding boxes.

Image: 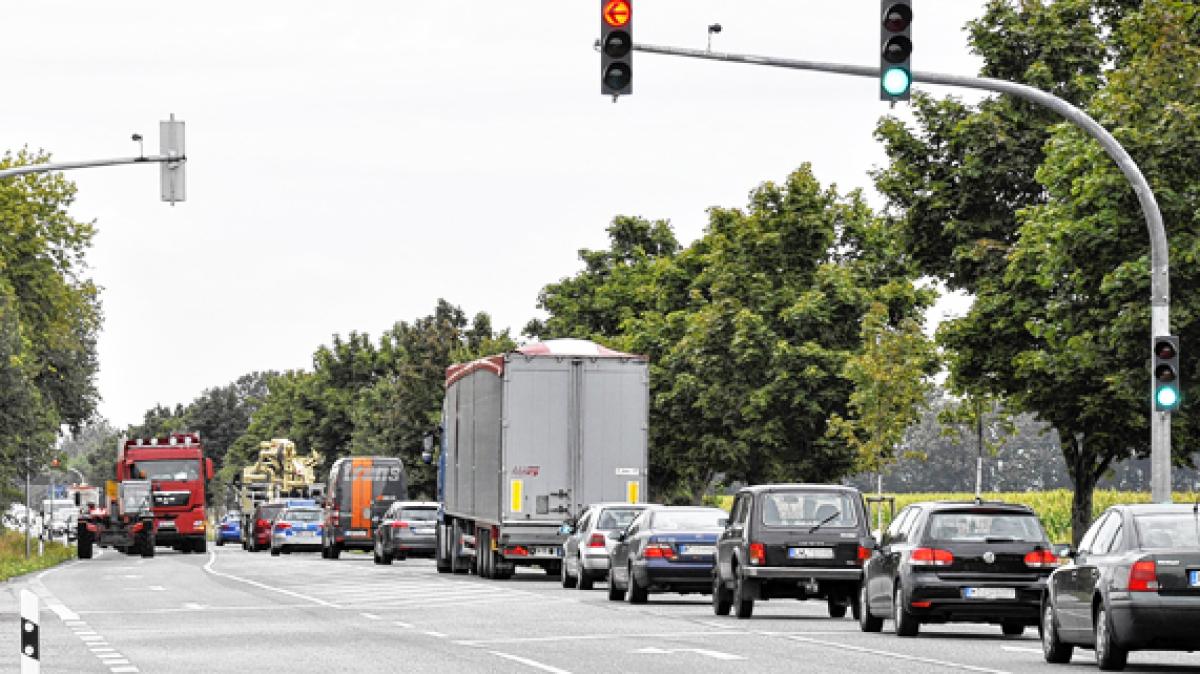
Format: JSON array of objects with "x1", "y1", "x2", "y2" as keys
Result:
[
  {"x1": 607, "y1": 506, "x2": 727, "y2": 604},
  {"x1": 215, "y1": 512, "x2": 242, "y2": 546}
]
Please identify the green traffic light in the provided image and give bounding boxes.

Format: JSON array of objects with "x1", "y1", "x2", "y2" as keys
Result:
[
  {"x1": 1156, "y1": 385, "x2": 1180, "y2": 409},
  {"x1": 882, "y1": 67, "x2": 911, "y2": 97}
]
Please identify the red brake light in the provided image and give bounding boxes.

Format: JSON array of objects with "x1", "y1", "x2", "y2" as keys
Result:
[
  {"x1": 390, "y1": 521, "x2": 410, "y2": 529},
  {"x1": 856, "y1": 545, "x2": 872, "y2": 565},
  {"x1": 587, "y1": 533, "x2": 607, "y2": 548},
  {"x1": 274, "y1": 522, "x2": 291, "y2": 530},
  {"x1": 1024, "y1": 549, "x2": 1059, "y2": 568},
  {"x1": 1128, "y1": 560, "x2": 1159, "y2": 592},
  {"x1": 749, "y1": 542, "x2": 765, "y2": 566},
  {"x1": 505, "y1": 545, "x2": 529, "y2": 557},
  {"x1": 910, "y1": 548, "x2": 954, "y2": 566},
  {"x1": 643, "y1": 543, "x2": 676, "y2": 560},
  {"x1": 256, "y1": 519, "x2": 270, "y2": 529}
]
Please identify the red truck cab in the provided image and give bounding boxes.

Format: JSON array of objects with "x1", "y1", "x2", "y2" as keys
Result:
[{"x1": 118, "y1": 433, "x2": 214, "y2": 553}]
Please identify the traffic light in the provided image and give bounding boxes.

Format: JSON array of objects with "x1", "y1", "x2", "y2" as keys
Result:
[
  {"x1": 880, "y1": 1, "x2": 913, "y2": 101},
  {"x1": 600, "y1": 0, "x2": 632, "y2": 97},
  {"x1": 1153, "y1": 336, "x2": 1181, "y2": 411}
]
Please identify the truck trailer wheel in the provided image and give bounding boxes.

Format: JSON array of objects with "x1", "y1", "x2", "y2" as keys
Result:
[{"x1": 435, "y1": 525, "x2": 452, "y2": 573}]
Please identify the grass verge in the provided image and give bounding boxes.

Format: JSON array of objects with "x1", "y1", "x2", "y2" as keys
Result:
[{"x1": 0, "y1": 529, "x2": 76, "y2": 582}]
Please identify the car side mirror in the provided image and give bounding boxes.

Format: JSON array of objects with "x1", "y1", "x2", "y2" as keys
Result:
[
  {"x1": 616, "y1": 531, "x2": 627, "y2": 542},
  {"x1": 1052, "y1": 544, "x2": 1073, "y2": 558},
  {"x1": 866, "y1": 535, "x2": 880, "y2": 551}
]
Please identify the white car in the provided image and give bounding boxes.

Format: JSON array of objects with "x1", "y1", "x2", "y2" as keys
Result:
[{"x1": 561, "y1": 503, "x2": 652, "y2": 590}]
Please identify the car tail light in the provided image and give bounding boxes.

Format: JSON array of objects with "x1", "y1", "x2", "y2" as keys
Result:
[
  {"x1": 1128, "y1": 559, "x2": 1159, "y2": 592},
  {"x1": 910, "y1": 548, "x2": 954, "y2": 566},
  {"x1": 330, "y1": 512, "x2": 340, "y2": 526},
  {"x1": 643, "y1": 543, "x2": 676, "y2": 560},
  {"x1": 587, "y1": 533, "x2": 607, "y2": 548},
  {"x1": 856, "y1": 545, "x2": 872, "y2": 565},
  {"x1": 749, "y1": 542, "x2": 765, "y2": 566},
  {"x1": 274, "y1": 522, "x2": 291, "y2": 531},
  {"x1": 1024, "y1": 549, "x2": 1059, "y2": 568},
  {"x1": 256, "y1": 518, "x2": 270, "y2": 530},
  {"x1": 390, "y1": 521, "x2": 410, "y2": 529},
  {"x1": 505, "y1": 545, "x2": 529, "y2": 557}
]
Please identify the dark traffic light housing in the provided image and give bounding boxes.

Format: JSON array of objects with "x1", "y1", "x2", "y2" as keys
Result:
[
  {"x1": 880, "y1": 1, "x2": 912, "y2": 101},
  {"x1": 1153, "y1": 335, "x2": 1181, "y2": 411},
  {"x1": 601, "y1": 0, "x2": 632, "y2": 97}
]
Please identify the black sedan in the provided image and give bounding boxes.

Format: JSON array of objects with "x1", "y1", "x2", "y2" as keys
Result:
[
  {"x1": 860, "y1": 500, "x2": 1060, "y2": 637},
  {"x1": 608, "y1": 506, "x2": 727, "y2": 604},
  {"x1": 373, "y1": 500, "x2": 438, "y2": 565},
  {"x1": 1041, "y1": 503, "x2": 1200, "y2": 671}
]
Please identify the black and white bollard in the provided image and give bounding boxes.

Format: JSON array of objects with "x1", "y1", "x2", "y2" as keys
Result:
[{"x1": 20, "y1": 589, "x2": 39, "y2": 673}]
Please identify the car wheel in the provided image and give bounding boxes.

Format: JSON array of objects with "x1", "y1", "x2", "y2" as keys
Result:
[
  {"x1": 561, "y1": 555, "x2": 577, "y2": 589},
  {"x1": 1094, "y1": 605, "x2": 1128, "y2": 671},
  {"x1": 733, "y1": 570, "x2": 754, "y2": 619},
  {"x1": 607, "y1": 570, "x2": 626, "y2": 602},
  {"x1": 216, "y1": 537, "x2": 224, "y2": 547},
  {"x1": 1041, "y1": 601, "x2": 1073, "y2": 664},
  {"x1": 270, "y1": 546, "x2": 280, "y2": 557},
  {"x1": 859, "y1": 583, "x2": 883, "y2": 632},
  {"x1": 1001, "y1": 620, "x2": 1025, "y2": 637},
  {"x1": 893, "y1": 585, "x2": 919, "y2": 637},
  {"x1": 827, "y1": 596, "x2": 848, "y2": 619},
  {"x1": 627, "y1": 563, "x2": 648, "y2": 604},
  {"x1": 712, "y1": 573, "x2": 732, "y2": 616},
  {"x1": 329, "y1": 542, "x2": 341, "y2": 560},
  {"x1": 578, "y1": 557, "x2": 595, "y2": 591}
]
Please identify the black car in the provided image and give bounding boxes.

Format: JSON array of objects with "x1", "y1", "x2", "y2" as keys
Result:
[
  {"x1": 860, "y1": 500, "x2": 1059, "y2": 637},
  {"x1": 1041, "y1": 503, "x2": 1200, "y2": 671},
  {"x1": 608, "y1": 506, "x2": 727, "y2": 604},
  {"x1": 373, "y1": 501, "x2": 438, "y2": 565},
  {"x1": 713, "y1": 484, "x2": 872, "y2": 619}
]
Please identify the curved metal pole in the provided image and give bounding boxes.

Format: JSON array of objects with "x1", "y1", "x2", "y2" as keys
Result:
[{"x1": 631, "y1": 41, "x2": 1172, "y2": 502}]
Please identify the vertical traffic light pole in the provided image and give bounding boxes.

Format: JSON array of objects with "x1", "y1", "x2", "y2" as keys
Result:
[{"x1": 623, "y1": 42, "x2": 1173, "y2": 502}]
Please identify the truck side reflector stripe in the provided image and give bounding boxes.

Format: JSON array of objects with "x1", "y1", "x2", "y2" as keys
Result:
[
  {"x1": 511, "y1": 480, "x2": 523, "y2": 513},
  {"x1": 627, "y1": 480, "x2": 639, "y2": 504}
]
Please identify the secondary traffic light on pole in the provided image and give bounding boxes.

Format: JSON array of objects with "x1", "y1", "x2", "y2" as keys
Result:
[
  {"x1": 601, "y1": 0, "x2": 632, "y2": 97},
  {"x1": 1153, "y1": 336, "x2": 1181, "y2": 411},
  {"x1": 880, "y1": 1, "x2": 913, "y2": 101}
]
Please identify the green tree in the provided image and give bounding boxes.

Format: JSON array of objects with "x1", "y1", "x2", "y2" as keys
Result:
[
  {"x1": 0, "y1": 151, "x2": 102, "y2": 485},
  {"x1": 827, "y1": 302, "x2": 936, "y2": 492}
]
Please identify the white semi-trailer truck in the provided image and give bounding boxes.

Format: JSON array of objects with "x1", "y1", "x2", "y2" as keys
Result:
[{"x1": 432, "y1": 339, "x2": 649, "y2": 579}]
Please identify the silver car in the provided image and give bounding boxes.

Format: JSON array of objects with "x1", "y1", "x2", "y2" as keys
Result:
[
  {"x1": 270, "y1": 507, "x2": 323, "y2": 556},
  {"x1": 561, "y1": 503, "x2": 650, "y2": 590}
]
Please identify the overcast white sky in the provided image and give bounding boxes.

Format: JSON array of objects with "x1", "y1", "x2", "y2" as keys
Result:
[{"x1": 3, "y1": 1, "x2": 986, "y2": 428}]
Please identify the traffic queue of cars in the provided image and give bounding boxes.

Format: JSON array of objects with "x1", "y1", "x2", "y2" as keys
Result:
[{"x1": 219, "y1": 484, "x2": 1199, "y2": 671}]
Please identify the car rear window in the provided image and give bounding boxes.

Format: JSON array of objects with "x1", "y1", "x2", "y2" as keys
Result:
[
  {"x1": 650, "y1": 509, "x2": 726, "y2": 531},
  {"x1": 596, "y1": 508, "x2": 643, "y2": 531},
  {"x1": 283, "y1": 509, "x2": 322, "y2": 522},
  {"x1": 398, "y1": 508, "x2": 437, "y2": 521},
  {"x1": 1134, "y1": 513, "x2": 1200, "y2": 548},
  {"x1": 926, "y1": 512, "x2": 1045, "y2": 543},
  {"x1": 760, "y1": 491, "x2": 859, "y2": 528},
  {"x1": 258, "y1": 505, "x2": 284, "y2": 520}
]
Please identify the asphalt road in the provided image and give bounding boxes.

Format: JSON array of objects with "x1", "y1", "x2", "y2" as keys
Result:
[{"x1": 3, "y1": 545, "x2": 1199, "y2": 673}]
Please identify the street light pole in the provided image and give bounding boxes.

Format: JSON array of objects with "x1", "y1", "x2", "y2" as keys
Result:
[{"x1": 625, "y1": 41, "x2": 1172, "y2": 502}]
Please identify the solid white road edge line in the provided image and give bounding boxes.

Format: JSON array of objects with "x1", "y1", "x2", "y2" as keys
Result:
[
  {"x1": 202, "y1": 551, "x2": 338, "y2": 608},
  {"x1": 488, "y1": 650, "x2": 574, "y2": 674}
]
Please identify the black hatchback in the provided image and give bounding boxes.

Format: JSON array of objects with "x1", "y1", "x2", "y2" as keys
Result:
[
  {"x1": 713, "y1": 485, "x2": 873, "y2": 619},
  {"x1": 860, "y1": 500, "x2": 1060, "y2": 637}
]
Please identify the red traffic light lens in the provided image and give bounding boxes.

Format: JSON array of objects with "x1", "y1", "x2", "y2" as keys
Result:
[
  {"x1": 1155, "y1": 341, "x2": 1177, "y2": 360},
  {"x1": 883, "y1": 4, "x2": 912, "y2": 32},
  {"x1": 603, "y1": 0, "x2": 631, "y2": 28}
]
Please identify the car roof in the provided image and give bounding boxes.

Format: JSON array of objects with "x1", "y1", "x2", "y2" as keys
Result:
[
  {"x1": 739, "y1": 484, "x2": 861, "y2": 494},
  {"x1": 585, "y1": 502, "x2": 652, "y2": 510},
  {"x1": 1112, "y1": 503, "x2": 1200, "y2": 514},
  {"x1": 279, "y1": 506, "x2": 321, "y2": 514},
  {"x1": 908, "y1": 500, "x2": 1036, "y2": 513},
  {"x1": 387, "y1": 501, "x2": 439, "y2": 508}
]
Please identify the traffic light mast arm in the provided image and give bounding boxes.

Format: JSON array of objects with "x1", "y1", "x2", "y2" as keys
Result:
[
  {"x1": 0, "y1": 154, "x2": 184, "y2": 180},
  {"x1": 626, "y1": 40, "x2": 1173, "y2": 502}
]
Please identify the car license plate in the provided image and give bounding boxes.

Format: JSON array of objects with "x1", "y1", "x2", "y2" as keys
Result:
[
  {"x1": 347, "y1": 529, "x2": 368, "y2": 537},
  {"x1": 680, "y1": 545, "x2": 715, "y2": 556},
  {"x1": 534, "y1": 546, "x2": 560, "y2": 557},
  {"x1": 157, "y1": 521, "x2": 176, "y2": 529},
  {"x1": 789, "y1": 547, "x2": 834, "y2": 560},
  {"x1": 1189, "y1": 570, "x2": 1200, "y2": 587},
  {"x1": 415, "y1": 528, "x2": 434, "y2": 535},
  {"x1": 963, "y1": 587, "x2": 1016, "y2": 600}
]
